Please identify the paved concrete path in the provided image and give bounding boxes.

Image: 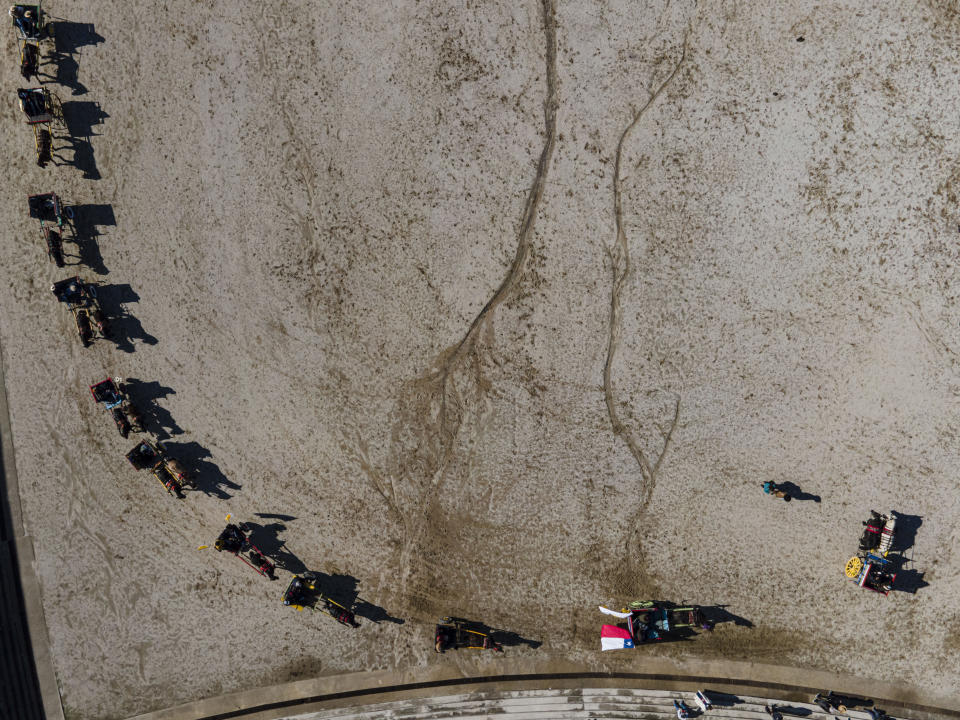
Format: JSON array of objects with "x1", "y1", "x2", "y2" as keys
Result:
[
  {"x1": 126, "y1": 658, "x2": 960, "y2": 720},
  {"x1": 284, "y1": 688, "x2": 940, "y2": 720}
]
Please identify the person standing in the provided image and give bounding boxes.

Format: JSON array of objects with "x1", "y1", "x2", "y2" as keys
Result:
[
  {"x1": 762, "y1": 481, "x2": 791, "y2": 501},
  {"x1": 695, "y1": 691, "x2": 712, "y2": 713}
]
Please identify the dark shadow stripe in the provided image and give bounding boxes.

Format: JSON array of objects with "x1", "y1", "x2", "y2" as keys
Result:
[{"x1": 0, "y1": 448, "x2": 47, "y2": 719}]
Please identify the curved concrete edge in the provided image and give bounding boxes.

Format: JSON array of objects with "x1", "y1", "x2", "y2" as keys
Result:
[
  {"x1": 0, "y1": 339, "x2": 65, "y2": 720},
  {"x1": 125, "y1": 656, "x2": 960, "y2": 720}
]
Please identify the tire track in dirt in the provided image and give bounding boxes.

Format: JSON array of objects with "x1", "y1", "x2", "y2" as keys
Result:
[
  {"x1": 602, "y1": 27, "x2": 689, "y2": 593},
  {"x1": 603, "y1": 31, "x2": 689, "y2": 505},
  {"x1": 368, "y1": 0, "x2": 559, "y2": 623}
]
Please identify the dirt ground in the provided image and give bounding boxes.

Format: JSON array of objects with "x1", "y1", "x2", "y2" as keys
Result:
[{"x1": 1, "y1": 1, "x2": 959, "y2": 718}]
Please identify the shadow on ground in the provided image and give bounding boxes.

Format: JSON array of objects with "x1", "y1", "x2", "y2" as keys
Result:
[
  {"x1": 241, "y1": 520, "x2": 304, "y2": 573},
  {"x1": 440, "y1": 617, "x2": 540, "y2": 649},
  {"x1": 778, "y1": 481, "x2": 820, "y2": 502},
  {"x1": 94, "y1": 283, "x2": 157, "y2": 352},
  {"x1": 301, "y1": 569, "x2": 405, "y2": 625},
  {"x1": 163, "y1": 440, "x2": 239, "y2": 499},
  {"x1": 64, "y1": 203, "x2": 113, "y2": 274},
  {"x1": 702, "y1": 605, "x2": 753, "y2": 628},
  {"x1": 120, "y1": 377, "x2": 182, "y2": 439},
  {"x1": 54, "y1": 100, "x2": 107, "y2": 179},
  {"x1": 49, "y1": 20, "x2": 104, "y2": 94}
]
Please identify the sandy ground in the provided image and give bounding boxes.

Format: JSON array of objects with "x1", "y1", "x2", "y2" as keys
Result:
[{"x1": 1, "y1": 1, "x2": 959, "y2": 718}]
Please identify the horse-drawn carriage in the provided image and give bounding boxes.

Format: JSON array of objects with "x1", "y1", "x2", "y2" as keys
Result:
[
  {"x1": 847, "y1": 510, "x2": 898, "y2": 595},
  {"x1": 209, "y1": 517, "x2": 276, "y2": 579},
  {"x1": 126, "y1": 439, "x2": 190, "y2": 498},
  {"x1": 434, "y1": 617, "x2": 502, "y2": 653},
  {"x1": 17, "y1": 86, "x2": 61, "y2": 166},
  {"x1": 10, "y1": 4, "x2": 52, "y2": 80},
  {"x1": 599, "y1": 601, "x2": 711, "y2": 649},
  {"x1": 845, "y1": 554, "x2": 895, "y2": 595},
  {"x1": 51, "y1": 276, "x2": 105, "y2": 346},
  {"x1": 90, "y1": 377, "x2": 143, "y2": 438},
  {"x1": 282, "y1": 573, "x2": 359, "y2": 626},
  {"x1": 626, "y1": 601, "x2": 708, "y2": 644},
  {"x1": 28, "y1": 192, "x2": 72, "y2": 267}
]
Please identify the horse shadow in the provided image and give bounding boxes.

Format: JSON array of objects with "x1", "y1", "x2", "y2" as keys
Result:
[
  {"x1": 37, "y1": 42, "x2": 88, "y2": 94},
  {"x1": 53, "y1": 51, "x2": 87, "y2": 95},
  {"x1": 162, "y1": 440, "x2": 239, "y2": 499},
  {"x1": 119, "y1": 378, "x2": 182, "y2": 439},
  {"x1": 240, "y1": 521, "x2": 305, "y2": 573},
  {"x1": 304, "y1": 570, "x2": 404, "y2": 625},
  {"x1": 64, "y1": 203, "x2": 113, "y2": 274},
  {"x1": 53, "y1": 135, "x2": 100, "y2": 179},
  {"x1": 54, "y1": 101, "x2": 107, "y2": 179},
  {"x1": 702, "y1": 605, "x2": 754, "y2": 628},
  {"x1": 94, "y1": 283, "x2": 157, "y2": 353},
  {"x1": 777, "y1": 481, "x2": 821, "y2": 503}
]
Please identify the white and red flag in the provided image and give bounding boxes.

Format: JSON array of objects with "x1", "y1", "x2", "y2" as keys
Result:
[{"x1": 600, "y1": 624, "x2": 634, "y2": 650}]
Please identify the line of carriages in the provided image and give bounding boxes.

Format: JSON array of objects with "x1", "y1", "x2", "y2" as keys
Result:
[
  {"x1": 11, "y1": 2, "x2": 61, "y2": 167},
  {"x1": 11, "y1": 1, "x2": 400, "y2": 643}
]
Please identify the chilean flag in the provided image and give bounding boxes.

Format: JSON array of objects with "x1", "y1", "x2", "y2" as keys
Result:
[{"x1": 601, "y1": 624, "x2": 634, "y2": 650}]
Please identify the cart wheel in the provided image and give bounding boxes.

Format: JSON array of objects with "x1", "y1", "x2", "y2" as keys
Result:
[
  {"x1": 844, "y1": 556, "x2": 862, "y2": 579},
  {"x1": 64, "y1": 206, "x2": 73, "y2": 219}
]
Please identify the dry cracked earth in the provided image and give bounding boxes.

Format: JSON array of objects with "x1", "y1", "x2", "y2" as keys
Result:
[{"x1": 0, "y1": 1, "x2": 959, "y2": 718}]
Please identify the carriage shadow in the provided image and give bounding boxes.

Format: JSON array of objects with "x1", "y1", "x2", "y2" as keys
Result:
[
  {"x1": 52, "y1": 21, "x2": 105, "y2": 55},
  {"x1": 64, "y1": 203, "x2": 113, "y2": 274},
  {"x1": 162, "y1": 440, "x2": 239, "y2": 499},
  {"x1": 304, "y1": 570, "x2": 404, "y2": 625},
  {"x1": 890, "y1": 512, "x2": 922, "y2": 553},
  {"x1": 94, "y1": 283, "x2": 157, "y2": 352},
  {"x1": 53, "y1": 51, "x2": 86, "y2": 95},
  {"x1": 892, "y1": 566, "x2": 928, "y2": 594},
  {"x1": 702, "y1": 605, "x2": 754, "y2": 628},
  {"x1": 61, "y1": 100, "x2": 106, "y2": 137},
  {"x1": 118, "y1": 378, "x2": 182, "y2": 439},
  {"x1": 50, "y1": 20, "x2": 104, "y2": 95},
  {"x1": 777, "y1": 481, "x2": 820, "y2": 503},
  {"x1": 239, "y1": 520, "x2": 304, "y2": 573}
]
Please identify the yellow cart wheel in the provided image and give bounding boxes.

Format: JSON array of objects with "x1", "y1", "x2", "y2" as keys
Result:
[{"x1": 844, "y1": 556, "x2": 862, "y2": 579}]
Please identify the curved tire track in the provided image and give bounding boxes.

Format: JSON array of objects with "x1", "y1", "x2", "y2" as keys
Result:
[{"x1": 603, "y1": 32, "x2": 689, "y2": 507}]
